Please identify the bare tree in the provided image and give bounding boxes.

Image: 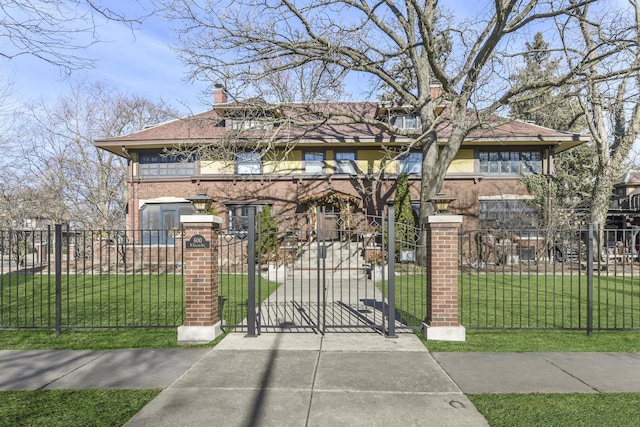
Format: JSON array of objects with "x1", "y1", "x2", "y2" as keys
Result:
[
  {"x1": 158, "y1": 0, "x2": 629, "y2": 223},
  {"x1": 0, "y1": 0, "x2": 152, "y2": 75},
  {"x1": 16, "y1": 79, "x2": 178, "y2": 229},
  {"x1": 555, "y1": 1, "x2": 640, "y2": 228}
]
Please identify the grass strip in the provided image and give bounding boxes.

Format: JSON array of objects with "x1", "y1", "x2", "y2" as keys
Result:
[
  {"x1": 423, "y1": 329, "x2": 640, "y2": 352},
  {"x1": 468, "y1": 393, "x2": 640, "y2": 427},
  {"x1": 0, "y1": 389, "x2": 160, "y2": 427}
]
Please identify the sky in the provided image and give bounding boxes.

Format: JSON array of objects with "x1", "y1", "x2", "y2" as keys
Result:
[
  {"x1": 1, "y1": 0, "x2": 489, "y2": 116},
  {"x1": 4, "y1": 7, "x2": 211, "y2": 115}
]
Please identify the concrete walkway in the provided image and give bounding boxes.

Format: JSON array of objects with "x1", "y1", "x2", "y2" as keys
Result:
[
  {"x1": 2, "y1": 333, "x2": 640, "y2": 426},
  {"x1": 125, "y1": 333, "x2": 487, "y2": 426}
]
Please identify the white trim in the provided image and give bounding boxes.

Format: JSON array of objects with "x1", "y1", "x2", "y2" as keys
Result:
[
  {"x1": 139, "y1": 197, "x2": 190, "y2": 209},
  {"x1": 478, "y1": 194, "x2": 534, "y2": 200},
  {"x1": 181, "y1": 214, "x2": 222, "y2": 225},
  {"x1": 422, "y1": 215, "x2": 463, "y2": 224}
]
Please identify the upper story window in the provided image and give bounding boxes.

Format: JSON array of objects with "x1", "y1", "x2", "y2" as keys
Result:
[
  {"x1": 391, "y1": 114, "x2": 421, "y2": 130},
  {"x1": 398, "y1": 152, "x2": 422, "y2": 174},
  {"x1": 237, "y1": 152, "x2": 262, "y2": 175},
  {"x1": 138, "y1": 152, "x2": 196, "y2": 177},
  {"x1": 230, "y1": 118, "x2": 272, "y2": 131},
  {"x1": 335, "y1": 151, "x2": 357, "y2": 174},
  {"x1": 479, "y1": 150, "x2": 542, "y2": 175},
  {"x1": 304, "y1": 151, "x2": 325, "y2": 174}
]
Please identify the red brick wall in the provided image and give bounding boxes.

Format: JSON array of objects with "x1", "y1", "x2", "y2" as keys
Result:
[
  {"x1": 425, "y1": 218, "x2": 462, "y2": 327},
  {"x1": 182, "y1": 221, "x2": 219, "y2": 327},
  {"x1": 128, "y1": 176, "x2": 529, "y2": 230}
]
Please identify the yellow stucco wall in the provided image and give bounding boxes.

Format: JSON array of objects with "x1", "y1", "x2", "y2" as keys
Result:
[
  {"x1": 448, "y1": 149, "x2": 474, "y2": 173},
  {"x1": 201, "y1": 160, "x2": 234, "y2": 174},
  {"x1": 133, "y1": 147, "x2": 480, "y2": 176}
]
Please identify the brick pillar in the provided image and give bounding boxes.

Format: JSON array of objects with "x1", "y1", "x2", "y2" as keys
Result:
[
  {"x1": 177, "y1": 214, "x2": 223, "y2": 344},
  {"x1": 422, "y1": 215, "x2": 466, "y2": 342}
]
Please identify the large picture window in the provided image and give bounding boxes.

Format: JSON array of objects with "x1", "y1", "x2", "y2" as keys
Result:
[
  {"x1": 479, "y1": 198, "x2": 539, "y2": 229},
  {"x1": 138, "y1": 152, "x2": 196, "y2": 177},
  {"x1": 140, "y1": 202, "x2": 195, "y2": 244},
  {"x1": 479, "y1": 150, "x2": 542, "y2": 175}
]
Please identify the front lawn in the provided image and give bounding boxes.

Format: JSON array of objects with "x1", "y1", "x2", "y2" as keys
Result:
[
  {"x1": 0, "y1": 273, "x2": 277, "y2": 350},
  {"x1": 0, "y1": 390, "x2": 160, "y2": 427},
  {"x1": 468, "y1": 393, "x2": 640, "y2": 427}
]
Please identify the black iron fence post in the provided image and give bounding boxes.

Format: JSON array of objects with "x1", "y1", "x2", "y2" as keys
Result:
[
  {"x1": 387, "y1": 205, "x2": 397, "y2": 338},
  {"x1": 587, "y1": 223, "x2": 594, "y2": 336},
  {"x1": 246, "y1": 207, "x2": 257, "y2": 337},
  {"x1": 54, "y1": 224, "x2": 62, "y2": 337}
]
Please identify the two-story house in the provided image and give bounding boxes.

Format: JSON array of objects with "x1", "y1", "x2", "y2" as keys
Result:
[{"x1": 94, "y1": 87, "x2": 589, "y2": 242}]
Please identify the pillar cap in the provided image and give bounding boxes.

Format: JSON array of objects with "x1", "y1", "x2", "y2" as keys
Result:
[
  {"x1": 421, "y1": 215, "x2": 463, "y2": 224},
  {"x1": 180, "y1": 214, "x2": 223, "y2": 224}
]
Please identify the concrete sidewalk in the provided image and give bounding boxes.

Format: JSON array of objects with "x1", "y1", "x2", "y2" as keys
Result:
[
  {"x1": 433, "y1": 351, "x2": 640, "y2": 394},
  {"x1": 2, "y1": 334, "x2": 640, "y2": 426},
  {"x1": 125, "y1": 333, "x2": 487, "y2": 426}
]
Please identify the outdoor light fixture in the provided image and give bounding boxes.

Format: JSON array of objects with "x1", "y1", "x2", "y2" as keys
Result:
[
  {"x1": 429, "y1": 193, "x2": 456, "y2": 214},
  {"x1": 187, "y1": 192, "x2": 213, "y2": 214}
]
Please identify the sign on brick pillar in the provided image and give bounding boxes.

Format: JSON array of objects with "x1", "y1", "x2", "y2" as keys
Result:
[
  {"x1": 177, "y1": 214, "x2": 223, "y2": 345},
  {"x1": 421, "y1": 215, "x2": 466, "y2": 342}
]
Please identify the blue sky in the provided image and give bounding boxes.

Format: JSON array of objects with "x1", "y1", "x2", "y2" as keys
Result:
[
  {"x1": 2, "y1": 0, "x2": 492, "y2": 115},
  {"x1": 4, "y1": 8, "x2": 211, "y2": 114}
]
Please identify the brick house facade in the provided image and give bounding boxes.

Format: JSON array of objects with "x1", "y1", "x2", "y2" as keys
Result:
[{"x1": 94, "y1": 87, "x2": 589, "y2": 237}]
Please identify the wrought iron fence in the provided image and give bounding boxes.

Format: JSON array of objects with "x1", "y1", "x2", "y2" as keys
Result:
[
  {"x1": 460, "y1": 225, "x2": 640, "y2": 332},
  {"x1": 0, "y1": 225, "x2": 184, "y2": 332}
]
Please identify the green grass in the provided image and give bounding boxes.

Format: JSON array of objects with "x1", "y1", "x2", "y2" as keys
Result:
[
  {"x1": 423, "y1": 329, "x2": 640, "y2": 352},
  {"x1": 0, "y1": 389, "x2": 160, "y2": 427},
  {"x1": 1, "y1": 273, "x2": 184, "y2": 328},
  {"x1": 387, "y1": 271, "x2": 640, "y2": 330},
  {"x1": 468, "y1": 393, "x2": 640, "y2": 427},
  {"x1": 459, "y1": 272, "x2": 640, "y2": 330},
  {"x1": 218, "y1": 272, "x2": 281, "y2": 327},
  {"x1": 0, "y1": 273, "x2": 278, "y2": 350}
]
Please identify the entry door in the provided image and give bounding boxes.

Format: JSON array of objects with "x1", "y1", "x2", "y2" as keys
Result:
[{"x1": 319, "y1": 205, "x2": 340, "y2": 241}]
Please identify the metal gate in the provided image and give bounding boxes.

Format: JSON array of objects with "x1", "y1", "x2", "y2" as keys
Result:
[{"x1": 240, "y1": 206, "x2": 411, "y2": 336}]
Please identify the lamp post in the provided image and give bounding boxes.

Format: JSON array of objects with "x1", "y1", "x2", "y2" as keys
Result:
[
  {"x1": 429, "y1": 193, "x2": 456, "y2": 215},
  {"x1": 187, "y1": 192, "x2": 213, "y2": 214}
]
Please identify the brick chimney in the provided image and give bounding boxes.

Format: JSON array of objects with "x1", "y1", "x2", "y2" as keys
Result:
[
  {"x1": 430, "y1": 84, "x2": 443, "y2": 100},
  {"x1": 213, "y1": 84, "x2": 227, "y2": 104}
]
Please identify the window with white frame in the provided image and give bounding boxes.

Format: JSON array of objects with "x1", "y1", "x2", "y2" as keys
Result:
[
  {"x1": 236, "y1": 152, "x2": 262, "y2": 175},
  {"x1": 398, "y1": 152, "x2": 422, "y2": 174},
  {"x1": 230, "y1": 118, "x2": 272, "y2": 131},
  {"x1": 390, "y1": 114, "x2": 421, "y2": 130},
  {"x1": 304, "y1": 151, "x2": 325, "y2": 174},
  {"x1": 335, "y1": 151, "x2": 357, "y2": 174},
  {"x1": 479, "y1": 150, "x2": 542, "y2": 175}
]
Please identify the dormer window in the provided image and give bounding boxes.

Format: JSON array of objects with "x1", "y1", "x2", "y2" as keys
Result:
[
  {"x1": 390, "y1": 114, "x2": 421, "y2": 130},
  {"x1": 230, "y1": 117, "x2": 273, "y2": 131}
]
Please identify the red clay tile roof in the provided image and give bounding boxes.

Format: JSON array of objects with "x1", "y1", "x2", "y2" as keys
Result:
[{"x1": 94, "y1": 101, "x2": 589, "y2": 155}]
